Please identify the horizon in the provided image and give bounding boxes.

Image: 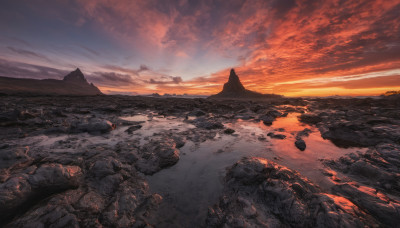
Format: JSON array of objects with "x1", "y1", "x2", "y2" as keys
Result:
[{"x1": 1, "y1": 0, "x2": 400, "y2": 97}]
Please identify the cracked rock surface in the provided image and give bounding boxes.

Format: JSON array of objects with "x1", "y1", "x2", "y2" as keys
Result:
[{"x1": 207, "y1": 157, "x2": 377, "y2": 228}]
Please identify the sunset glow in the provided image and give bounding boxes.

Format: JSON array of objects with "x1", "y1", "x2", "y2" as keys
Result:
[{"x1": 1, "y1": 0, "x2": 399, "y2": 96}]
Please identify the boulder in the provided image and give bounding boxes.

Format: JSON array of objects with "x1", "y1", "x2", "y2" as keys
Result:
[
  {"x1": 207, "y1": 157, "x2": 376, "y2": 227},
  {"x1": 295, "y1": 139, "x2": 306, "y2": 151}
]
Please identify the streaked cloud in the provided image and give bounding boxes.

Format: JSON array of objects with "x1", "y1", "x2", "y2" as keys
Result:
[{"x1": 0, "y1": 0, "x2": 399, "y2": 96}]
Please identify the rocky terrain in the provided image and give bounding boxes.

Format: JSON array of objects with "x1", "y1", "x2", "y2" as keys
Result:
[
  {"x1": 0, "y1": 68, "x2": 102, "y2": 96},
  {"x1": 207, "y1": 157, "x2": 377, "y2": 227},
  {"x1": 0, "y1": 95, "x2": 399, "y2": 227}
]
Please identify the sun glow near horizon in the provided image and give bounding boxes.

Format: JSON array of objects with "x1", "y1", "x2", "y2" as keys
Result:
[{"x1": 1, "y1": 0, "x2": 399, "y2": 97}]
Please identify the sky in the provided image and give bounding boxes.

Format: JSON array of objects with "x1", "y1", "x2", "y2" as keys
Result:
[{"x1": 0, "y1": 0, "x2": 399, "y2": 96}]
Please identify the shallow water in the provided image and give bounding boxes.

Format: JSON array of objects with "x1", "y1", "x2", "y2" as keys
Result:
[
  {"x1": 147, "y1": 112, "x2": 366, "y2": 227},
  {"x1": 13, "y1": 111, "x2": 366, "y2": 227}
]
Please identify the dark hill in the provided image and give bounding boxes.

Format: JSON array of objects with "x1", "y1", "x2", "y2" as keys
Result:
[
  {"x1": 0, "y1": 68, "x2": 102, "y2": 96},
  {"x1": 208, "y1": 69, "x2": 282, "y2": 99}
]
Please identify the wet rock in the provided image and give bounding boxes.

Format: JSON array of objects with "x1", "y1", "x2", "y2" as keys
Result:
[
  {"x1": 332, "y1": 183, "x2": 400, "y2": 227},
  {"x1": 172, "y1": 136, "x2": 186, "y2": 148},
  {"x1": 125, "y1": 124, "x2": 142, "y2": 134},
  {"x1": 0, "y1": 164, "x2": 82, "y2": 223},
  {"x1": 1, "y1": 91, "x2": 399, "y2": 227},
  {"x1": 87, "y1": 119, "x2": 116, "y2": 133},
  {"x1": 207, "y1": 157, "x2": 376, "y2": 227},
  {"x1": 323, "y1": 143, "x2": 400, "y2": 226},
  {"x1": 0, "y1": 146, "x2": 31, "y2": 170},
  {"x1": 257, "y1": 135, "x2": 267, "y2": 141},
  {"x1": 93, "y1": 173, "x2": 124, "y2": 196},
  {"x1": 296, "y1": 128, "x2": 312, "y2": 138},
  {"x1": 320, "y1": 122, "x2": 399, "y2": 147},
  {"x1": 188, "y1": 109, "x2": 206, "y2": 117},
  {"x1": 89, "y1": 158, "x2": 122, "y2": 179},
  {"x1": 195, "y1": 118, "x2": 224, "y2": 130},
  {"x1": 6, "y1": 202, "x2": 80, "y2": 228},
  {"x1": 28, "y1": 164, "x2": 82, "y2": 189},
  {"x1": 235, "y1": 114, "x2": 254, "y2": 120},
  {"x1": 259, "y1": 114, "x2": 275, "y2": 125},
  {"x1": 0, "y1": 109, "x2": 21, "y2": 123},
  {"x1": 70, "y1": 119, "x2": 116, "y2": 134},
  {"x1": 136, "y1": 138, "x2": 180, "y2": 175},
  {"x1": 224, "y1": 128, "x2": 235, "y2": 134},
  {"x1": 267, "y1": 132, "x2": 286, "y2": 139},
  {"x1": 77, "y1": 191, "x2": 105, "y2": 213},
  {"x1": 324, "y1": 143, "x2": 400, "y2": 196},
  {"x1": 298, "y1": 114, "x2": 322, "y2": 125},
  {"x1": 266, "y1": 110, "x2": 283, "y2": 118},
  {"x1": 295, "y1": 139, "x2": 306, "y2": 151}
]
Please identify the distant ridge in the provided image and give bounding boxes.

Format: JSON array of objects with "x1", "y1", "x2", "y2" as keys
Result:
[
  {"x1": 0, "y1": 68, "x2": 102, "y2": 96},
  {"x1": 208, "y1": 69, "x2": 282, "y2": 99}
]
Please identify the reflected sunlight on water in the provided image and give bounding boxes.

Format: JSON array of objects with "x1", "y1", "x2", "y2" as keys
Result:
[{"x1": 147, "y1": 111, "x2": 367, "y2": 227}]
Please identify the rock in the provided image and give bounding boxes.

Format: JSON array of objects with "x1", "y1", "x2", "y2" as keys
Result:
[
  {"x1": 172, "y1": 136, "x2": 186, "y2": 148},
  {"x1": 188, "y1": 109, "x2": 206, "y2": 117},
  {"x1": 7, "y1": 202, "x2": 80, "y2": 228},
  {"x1": 125, "y1": 125, "x2": 142, "y2": 134},
  {"x1": 298, "y1": 114, "x2": 322, "y2": 125},
  {"x1": 70, "y1": 119, "x2": 116, "y2": 134},
  {"x1": 86, "y1": 119, "x2": 116, "y2": 133},
  {"x1": 258, "y1": 135, "x2": 267, "y2": 141},
  {"x1": 296, "y1": 128, "x2": 312, "y2": 138},
  {"x1": 235, "y1": 114, "x2": 254, "y2": 120},
  {"x1": 266, "y1": 110, "x2": 283, "y2": 118},
  {"x1": 28, "y1": 164, "x2": 82, "y2": 189},
  {"x1": 295, "y1": 139, "x2": 306, "y2": 151},
  {"x1": 324, "y1": 143, "x2": 400, "y2": 196},
  {"x1": 259, "y1": 114, "x2": 275, "y2": 125},
  {"x1": 224, "y1": 128, "x2": 235, "y2": 134},
  {"x1": 136, "y1": 138, "x2": 180, "y2": 175},
  {"x1": 267, "y1": 132, "x2": 286, "y2": 139},
  {"x1": 206, "y1": 157, "x2": 376, "y2": 227},
  {"x1": 0, "y1": 164, "x2": 82, "y2": 223},
  {"x1": 0, "y1": 109, "x2": 21, "y2": 122},
  {"x1": 89, "y1": 158, "x2": 121, "y2": 179},
  {"x1": 195, "y1": 118, "x2": 224, "y2": 130},
  {"x1": 320, "y1": 122, "x2": 399, "y2": 147},
  {"x1": 77, "y1": 191, "x2": 105, "y2": 213},
  {"x1": 332, "y1": 183, "x2": 400, "y2": 227},
  {"x1": 0, "y1": 146, "x2": 31, "y2": 170}
]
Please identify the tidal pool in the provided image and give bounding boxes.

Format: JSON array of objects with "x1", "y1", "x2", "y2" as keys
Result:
[
  {"x1": 12, "y1": 111, "x2": 367, "y2": 227},
  {"x1": 146, "y1": 112, "x2": 366, "y2": 227}
]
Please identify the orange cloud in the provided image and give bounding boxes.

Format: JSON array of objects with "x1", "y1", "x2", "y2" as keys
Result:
[{"x1": 2, "y1": 0, "x2": 399, "y2": 96}]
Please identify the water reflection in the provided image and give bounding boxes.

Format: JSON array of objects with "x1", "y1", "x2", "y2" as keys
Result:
[{"x1": 147, "y1": 112, "x2": 366, "y2": 227}]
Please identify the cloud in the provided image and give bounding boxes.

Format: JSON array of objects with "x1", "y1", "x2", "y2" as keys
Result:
[
  {"x1": 149, "y1": 76, "x2": 182, "y2": 84},
  {"x1": 77, "y1": 45, "x2": 100, "y2": 56},
  {"x1": 139, "y1": 64, "x2": 150, "y2": 72},
  {"x1": 0, "y1": 58, "x2": 67, "y2": 79},
  {"x1": 1, "y1": 0, "x2": 400, "y2": 96},
  {"x1": 87, "y1": 72, "x2": 136, "y2": 87},
  {"x1": 7, "y1": 46, "x2": 51, "y2": 61}
]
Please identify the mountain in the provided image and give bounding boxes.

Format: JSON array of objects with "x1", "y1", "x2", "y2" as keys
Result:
[
  {"x1": 208, "y1": 69, "x2": 282, "y2": 99},
  {"x1": 0, "y1": 68, "x2": 102, "y2": 96},
  {"x1": 63, "y1": 68, "x2": 88, "y2": 83}
]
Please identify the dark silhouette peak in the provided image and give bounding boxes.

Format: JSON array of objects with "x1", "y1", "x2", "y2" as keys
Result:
[
  {"x1": 223, "y1": 68, "x2": 245, "y2": 93},
  {"x1": 63, "y1": 68, "x2": 87, "y2": 83},
  {"x1": 0, "y1": 67, "x2": 102, "y2": 95},
  {"x1": 209, "y1": 68, "x2": 282, "y2": 99},
  {"x1": 228, "y1": 69, "x2": 240, "y2": 82}
]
